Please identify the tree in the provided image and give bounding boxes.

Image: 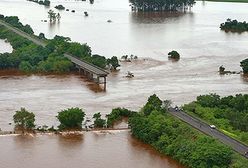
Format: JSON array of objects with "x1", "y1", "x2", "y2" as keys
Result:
[
  {"x1": 57, "y1": 107, "x2": 85, "y2": 130},
  {"x1": 38, "y1": 33, "x2": 45, "y2": 39},
  {"x1": 43, "y1": 0, "x2": 51, "y2": 6},
  {"x1": 143, "y1": 94, "x2": 162, "y2": 116},
  {"x1": 56, "y1": 13, "x2": 61, "y2": 22},
  {"x1": 48, "y1": 10, "x2": 56, "y2": 22},
  {"x1": 107, "y1": 56, "x2": 120, "y2": 70},
  {"x1": 13, "y1": 108, "x2": 35, "y2": 130},
  {"x1": 93, "y1": 112, "x2": 106, "y2": 128},
  {"x1": 240, "y1": 58, "x2": 248, "y2": 73},
  {"x1": 19, "y1": 61, "x2": 33, "y2": 72},
  {"x1": 168, "y1": 50, "x2": 180, "y2": 60}
]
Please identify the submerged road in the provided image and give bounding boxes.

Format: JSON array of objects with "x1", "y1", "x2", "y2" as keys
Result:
[{"x1": 168, "y1": 108, "x2": 248, "y2": 159}]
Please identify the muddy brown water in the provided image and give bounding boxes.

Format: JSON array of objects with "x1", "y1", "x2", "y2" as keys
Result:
[
  {"x1": 0, "y1": 131, "x2": 184, "y2": 168},
  {"x1": 0, "y1": 0, "x2": 248, "y2": 167}
]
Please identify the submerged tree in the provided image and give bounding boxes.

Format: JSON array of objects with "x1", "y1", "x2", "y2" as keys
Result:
[
  {"x1": 130, "y1": 0, "x2": 196, "y2": 12},
  {"x1": 48, "y1": 10, "x2": 56, "y2": 22},
  {"x1": 241, "y1": 58, "x2": 248, "y2": 74},
  {"x1": 93, "y1": 112, "x2": 106, "y2": 128}
]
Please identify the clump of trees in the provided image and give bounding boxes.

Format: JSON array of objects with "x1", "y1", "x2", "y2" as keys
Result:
[
  {"x1": 13, "y1": 108, "x2": 35, "y2": 130},
  {"x1": 168, "y1": 50, "x2": 180, "y2": 60},
  {"x1": 184, "y1": 93, "x2": 248, "y2": 144},
  {"x1": 48, "y1": 10, "x2": 61, "y2": 23},
  {"x1": 130, "y1": 0, "x2": 195, "y2": 12},
  {"x1": 0, "y1": 15, "x2": 34, "y2": 35},
  {"x1": 240, "y1": 58, "x2": 248, "y2": 74},
  {"x1": 57, "y1": 108, "x2": 85, "y2": 130},
  {"x1": 55, "y1": 5, "x2": 65, "y2": 10},
  {"x1": 220, "y1": 19, "x2": 248, "y2": 32},
  {"x1": 27, "y1": 0, "x2": 50, "y2": 6}
]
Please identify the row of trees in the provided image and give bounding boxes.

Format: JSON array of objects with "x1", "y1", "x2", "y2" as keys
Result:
[
  {"x1": 220, "y1": 19, "x2": 248, "y2": 32},
  {"x1": 183, "y1": 93, "x2": 248, "y2": 144},
  {"x1": 130, "y1": 0, "x2": 195, "y2": 12}
]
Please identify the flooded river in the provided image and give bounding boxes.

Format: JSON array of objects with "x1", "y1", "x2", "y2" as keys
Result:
[
  {"x1": 0, "y1": 131, "x2": 183, "y2": 168},
  {"x1": 0, "y1": 0, "x2": 248, "y2": 167}
]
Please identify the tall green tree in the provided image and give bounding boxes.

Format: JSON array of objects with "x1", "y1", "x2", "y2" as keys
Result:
[
  {"x1": 57, "y1": 107, "x2": 85, "y2": 130},
  {"x1": 13, "y1": 108, "x2": 35, "y2": 130}
]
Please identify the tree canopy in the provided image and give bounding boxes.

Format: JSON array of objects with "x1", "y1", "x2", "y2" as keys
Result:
[
  {"x1": 13, "y1": 108, "x2": 35, "y2": 130},
  {"x1": 57, "y1": 107, "x2": 85, "y2": 130},
  {"x1": 220, "y1": 19, "x2": 248, "y2": 32}
]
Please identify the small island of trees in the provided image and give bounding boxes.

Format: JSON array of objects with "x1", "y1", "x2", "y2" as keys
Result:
[
  {"x1": 55, "y1": 5, "x2": 65, "y2": 10},
  {"x1": 130, "y1": 0, "x2": 195, "y2": 12},
  {"x1": 168, "y1": 50, "x2": 180, "y2": 60},
  {"x1": 27, "y1": 0, "x2": 50, "y2": 6},
  {"x1": 220, "y1": 19, "x2": 248, "y2": 32}
]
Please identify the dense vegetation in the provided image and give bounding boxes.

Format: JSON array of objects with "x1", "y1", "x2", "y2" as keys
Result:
[
  {"x1": 184, "y1": 94, "x2": 248, "y2": 145},
  {"x1": 240, "y1": 58, "x2": 248, "y2": 73},
  {"x1": 27, "y1": 0, "x2": 50, "y2": 6},
  {"x1": 0, "y1": 15, "x2": 119, "y2": 73},
  {"x1": 0, "y1": 25, "x2": 73, "y2": 73},
  {"x1": 57, "y1": 107, "x2": 85, "y2": 130},
  {"x1": 130, "y1": 0, "x2": 195, "y2": 12},
  {"x1": 13, "y1": 108, "x2": 35, "y2": 130},
  {"x1": 220, "y1": 19, "x2": 248, "y2": 32},
  {"x1": 127, "y1": 95, "x2": 248, "y2": 168}
]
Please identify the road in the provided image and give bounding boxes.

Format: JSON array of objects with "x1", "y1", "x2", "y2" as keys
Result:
[
  {"x1": 0, "y1": 20, "x2": 46, "y2": 47},
  {"x1": 168, "y1": 108, "x2": 248, "y2": 159}
]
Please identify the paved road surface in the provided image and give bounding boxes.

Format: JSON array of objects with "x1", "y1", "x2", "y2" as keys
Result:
[
  {"x1": 0, "y1": 20, "x2": 46, "y2": 47},
  {"x1": 168, "y1": 108, "x2": 248, "y2": 159}
]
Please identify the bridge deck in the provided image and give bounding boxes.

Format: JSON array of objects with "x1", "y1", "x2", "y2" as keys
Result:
[{"x1": 64, "y1": 54, "x2": 109, "y2": 76}]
